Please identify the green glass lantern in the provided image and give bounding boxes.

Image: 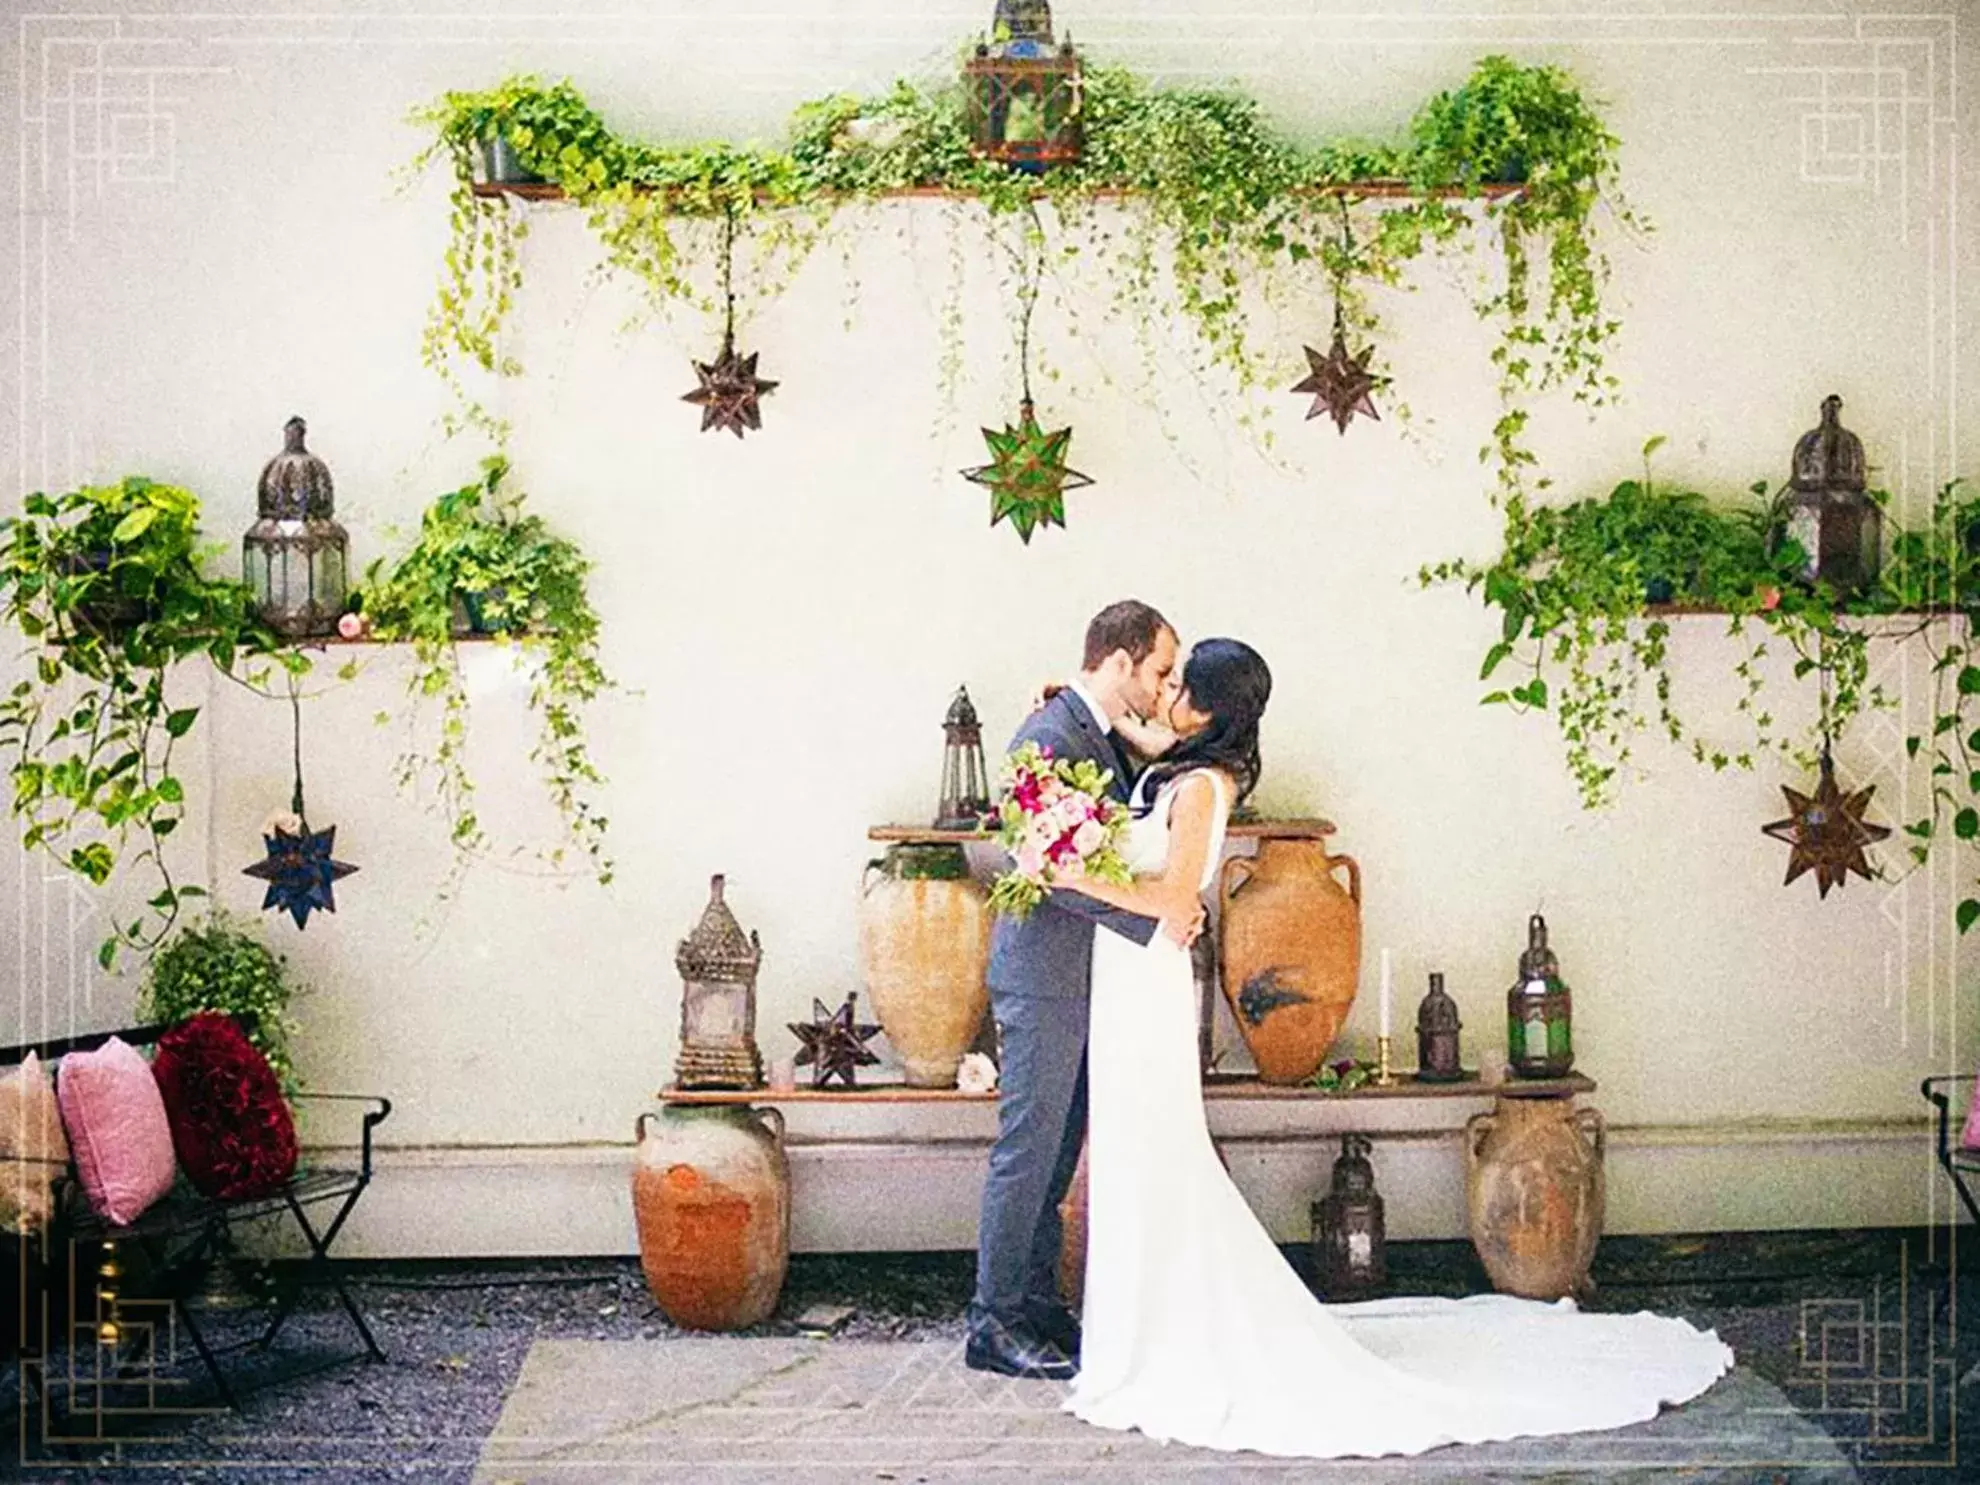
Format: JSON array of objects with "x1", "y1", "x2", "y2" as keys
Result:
[
  {"x1": 963, "y1": 0, "x2": 1083, "y2": 174},
  {"x1": 1505, "y1": 913, "x2": 1574, "y2": 1079}
]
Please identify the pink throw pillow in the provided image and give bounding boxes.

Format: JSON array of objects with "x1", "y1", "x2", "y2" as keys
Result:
[
  {"x1": 1, "y1": 1053, "x2": 70, "y2": 1233},
  {"x1": 1962, "y1": 1078, "x2": 1980, "y2": 1151},
  {"x1": 55, "y1": 1036, "x2": 176, "y2": 1226}
]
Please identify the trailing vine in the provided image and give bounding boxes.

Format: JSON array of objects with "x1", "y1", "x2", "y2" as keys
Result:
[
  {"x1": 1425, "y1": 454, "x2": 1980, "y2": 933},
  {"x1": 408, "y1": 54, "x2": 1636, "y2": 508},
  {"x1": 359, "y1": 456, "x2": 613, "y2": 894}
]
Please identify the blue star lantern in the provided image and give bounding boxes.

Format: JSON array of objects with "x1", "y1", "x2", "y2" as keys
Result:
[{"x1": 243, "y1": 822, "x2": 357, "y2": 929}]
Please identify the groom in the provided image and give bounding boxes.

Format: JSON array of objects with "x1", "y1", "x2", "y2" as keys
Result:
[{"x1": 965, "y1": 599, "x2": 1200, "y2": 1380}]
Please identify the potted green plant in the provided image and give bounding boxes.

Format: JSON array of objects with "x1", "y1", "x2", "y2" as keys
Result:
[
  {"x1": 0, "y1": 476, "x2": 294, "y2": 965},
  {"x1": 360, "y1": 456, "x2": 613, "y2": 885},
  {"x1": 139, "y1": 911, "x2": 306, "y2": 1098}
]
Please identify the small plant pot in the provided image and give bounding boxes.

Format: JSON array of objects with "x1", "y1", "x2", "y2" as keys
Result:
[
  {"x1": 451, "y1": 586, "x2": 516, "y2": 637},
  {"x1": 477, "y1": 133, "x2": 545, "y2": 187},
  {"x1": 57, "y1": 550, "x2": 157, "y2": 639}
]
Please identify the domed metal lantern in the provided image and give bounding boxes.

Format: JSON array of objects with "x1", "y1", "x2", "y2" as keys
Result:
[
  {"x1": 964, "y1": 0, "x2": 1083, "y2": 173},
  {"x1": 1506, "y1": 913, "x2": 1574, "y2": 1079},
  {"x1": 1773, "y1": 395, "x2": 1881, "y2": 596},
  {"x1": 1415, "y1": 970, "x2": 1465, "y2": 1082},
  {"x1": 1311, "y1": 1134, "x2": 1386, "y2": 1298},
  {"x1": 936, "y1": 686, "x2": 992, "y2": 830},
  {"x1": 243, "y1": 416, "x2": 349, "y2": 639},
  {"x1": 674, "y1": 874, "x2": 765, "y2": 1090}
]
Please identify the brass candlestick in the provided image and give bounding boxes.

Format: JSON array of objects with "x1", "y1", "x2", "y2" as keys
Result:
[{"x1": 1375, "y1": 1034, "x2": 1398, "y2": 1087}]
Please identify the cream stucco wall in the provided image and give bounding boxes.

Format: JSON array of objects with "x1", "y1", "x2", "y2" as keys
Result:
[{"x1": 3, "y1": 0, "x2": 1976, "y2": 1254}]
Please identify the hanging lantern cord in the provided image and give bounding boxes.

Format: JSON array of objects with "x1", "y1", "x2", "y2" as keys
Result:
[
  {"x1": 1016, "y1": 207, "x2": 1044, "y2": 407},
  {"x1": 288, "y1": 670, "x2": 307, "y2": 825},
  {"x1": 1332, "y1": 194, "x2": 1355, "y2": 338},
  {"x1": 719, "y1": 206, "x2": 738, "y2": 359}
]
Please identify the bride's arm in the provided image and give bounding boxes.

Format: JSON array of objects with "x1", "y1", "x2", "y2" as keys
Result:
[{"x1": 1061, "y1": 772, "x2": 1220, "y2": 927}]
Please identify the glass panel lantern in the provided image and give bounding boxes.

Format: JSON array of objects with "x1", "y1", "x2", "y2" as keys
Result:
[
  {"x1": 674, "y1": 874, "x2": 765, "y2": 1090},
  {"x1": 243, "y1": 416, "x2": 350, "y2": 639},
  {"x1": 936, "y1": 685, "x2": 991, "y2": 830},
  {"x1": 1774, "y1": 394, "x2": 1881, "y2": 597},
  {"x1": 1506, "y1": 913, "x2": 1574, "y2": 1079},
  {"x1": 964, "y1": 0, "x2": 1083, "y2": 173},
  {"x1": 1414, "y1": 970, "x2": 1465, "y2": 1082},
  {"x1": 1311, "y1": 1134, "x2": 1386, "y2": 1298}
]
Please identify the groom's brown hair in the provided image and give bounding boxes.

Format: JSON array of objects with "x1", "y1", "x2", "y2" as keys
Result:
[{"x1": 1082, "y1": 600, "x2": 1172, "y2": 670}]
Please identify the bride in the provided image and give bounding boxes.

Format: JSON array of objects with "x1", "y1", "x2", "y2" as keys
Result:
[{"x1": 1054, "y1": 636, "x2": 1733, "y2": 1459}]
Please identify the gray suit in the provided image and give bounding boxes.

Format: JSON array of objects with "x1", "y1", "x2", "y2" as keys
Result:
[{"x1": 971, "y1": 690, "x2": 1158, "y2": 1334}]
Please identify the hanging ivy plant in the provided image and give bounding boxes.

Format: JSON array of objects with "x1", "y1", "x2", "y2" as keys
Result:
[
  {"x1": 1424, "y1": 451, "x2": 1980, "y2": 935},
  {"x1": 358, "y1": 456, "x2": 613, "y2": 891},
  {"x1": 0, "y1": 476, "x2": 299, "y2": 966},
  {"x1": 407, "y1": 53, "x2": 1635, "y2": 513}
]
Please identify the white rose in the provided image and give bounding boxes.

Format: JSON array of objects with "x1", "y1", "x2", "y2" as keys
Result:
[
  {"x1": 956, "y1": 1052, "x2": 998, "y2": 1094},
  {"x1": 1072, "y1": 818, "x2": 1105, "y2": 856}
]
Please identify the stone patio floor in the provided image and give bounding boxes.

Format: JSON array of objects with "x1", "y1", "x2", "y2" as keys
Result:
[{"x1": 3, "y1": 1227, "x2": 1973, "y2": 1482}]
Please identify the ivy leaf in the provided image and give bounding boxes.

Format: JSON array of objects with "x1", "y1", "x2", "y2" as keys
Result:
[
  {"x1": 1480, "y1": 642, "x2": 1513, "y2": 680},
  {"x1": 111, "y1": 507, "x2": 156, "y2": 544},
  {"x1": 164, "y1": 707, "x2": 199, "y2": 738},
  {"x1": 1962, "y1": 898, "x2": 1980, "y2": 935},
  {"x1": 1960, "y1": 666, "x2": 1980, "y2": 695}
]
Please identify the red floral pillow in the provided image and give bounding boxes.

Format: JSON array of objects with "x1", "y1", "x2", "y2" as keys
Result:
[{"x1": 150, "y1": 1013, "x2": 297, "y2": 1200}]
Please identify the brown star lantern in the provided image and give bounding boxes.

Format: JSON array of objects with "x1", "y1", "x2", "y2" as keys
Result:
[
  {"x1": 681, "y1": 209, "x2": 777, "y2": 438},
  {"x1": 682, "y1": 333, "x2": 777, "y2": 438},
  {"x1": 963, "y1": 400, "x2": 1093, "y2": 544},
  {"x1": 789, "y1": 991, "x2": 884, "y2": 1088},
  {"x1": 1760, "y1": 752, "x2": 1892, "y2": 898},
  {"x1": 1292, "y1": 307, "x2": 1385, "y2": 435}
]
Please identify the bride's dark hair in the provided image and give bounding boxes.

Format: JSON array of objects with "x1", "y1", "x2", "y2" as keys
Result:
[{"x1": 1136, "y1": 638, "x2": 1271, "y2": 812}]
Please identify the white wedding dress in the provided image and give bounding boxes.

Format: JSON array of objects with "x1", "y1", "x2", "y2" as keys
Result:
[{"x1": 1066, "y1": 769, "x2": 1734, "y2": 1458}]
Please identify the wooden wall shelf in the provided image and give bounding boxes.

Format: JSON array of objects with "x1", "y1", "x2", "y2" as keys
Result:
[
  {"x1": 657, "y1": 1072, "x2": 1592, "y2": 1105},
  {"x1": 869, "y1": 817, "x2": 1337, "y2": 845},
  {"x1": 472, "y1": 180, "x2": 1527, "y2": 207}
]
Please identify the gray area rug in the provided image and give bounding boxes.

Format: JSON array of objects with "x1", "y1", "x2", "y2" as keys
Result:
[{"x1": 474, "y1": 1337, "x2": 1857, "y2": 1483}]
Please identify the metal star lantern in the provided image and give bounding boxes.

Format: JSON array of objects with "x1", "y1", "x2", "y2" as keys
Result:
[
  {"x1": 788, "y1": 991, "x2": 883, "y2": 1089},
  {"x1": 1291, "y1": 320, "x2": 1386, "y2": 435},
  {"x1": 962, "y1": 400, "x2": 1093, "y2": 544},
  {"x1": 243, "y1": 821, "x2": 358, "y2": 929},
  {"x1": 681, "y1": 335, "x2": 777, "y2": 438},
  {"x1": 1760, "y1": 753, "x2": 1891, "y2": 898}
]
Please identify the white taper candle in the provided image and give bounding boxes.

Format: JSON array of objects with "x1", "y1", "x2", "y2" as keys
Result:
[{"x1": 1379, "y1": 947, "x2": 1392, "y2": 1037}]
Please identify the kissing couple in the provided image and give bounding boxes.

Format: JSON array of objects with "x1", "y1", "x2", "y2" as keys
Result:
[{"x1": 965, "y1": 598, "x2": 1733, "y2": 1459}]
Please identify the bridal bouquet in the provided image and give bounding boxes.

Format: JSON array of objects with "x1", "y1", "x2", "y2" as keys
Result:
[{"x1": 985, "y1": 741, "x2": 1134, "y2": 919}]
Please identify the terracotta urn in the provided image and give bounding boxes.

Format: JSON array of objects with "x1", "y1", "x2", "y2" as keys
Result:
[
  {"x1": 1465, "y1": 1096, "x2": 1605, "y2": 1300},
  {"x1": 1217, "y1": 841, "x2": 1361, "y2": 1084},
  {"x1": 857, "y1": 845, "x2": 992, "y2": 1088},
  {"x1": 632, "y1": 1106, "x2": 789, "y2": 1329}
]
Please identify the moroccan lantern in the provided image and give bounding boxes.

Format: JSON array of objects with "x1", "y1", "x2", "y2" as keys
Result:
[
  {"x1": 964, "y1": 0, "x2": 1083, "y2": 173},
  {"x1": 674, "y1": 874, "x2": 765, "y2": 1090},
  {"x1": 1414, "y1": 970, "x2": 1464, "y2": 1082},
  {"x1": 243, "y1": 416, "x2": 350, "y2": 640},
  {"x1": 936, "y1": 686, "x2": 992, "y2": 830},
  {"x1": 1311, "y1": 1134, "x2": 1386, "y2": 1298},
  {"x1": 1506, "y1": 913, "x2": 1574, "y2": 1080},
  {"x1": 1773, "y1": 394, "x2": 1881, "y2": 596}
]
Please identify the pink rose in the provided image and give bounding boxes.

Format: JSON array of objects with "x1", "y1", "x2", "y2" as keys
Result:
[
  {"x1": 1072, "y1": 819, "x2": 1105, "y2": 855},
  {"x1": 337, "y1": 612, "x2": 367, "y2": 640},
  {"x1": 1015, "y1": 844, "x2": 1045, "y2": 878}
]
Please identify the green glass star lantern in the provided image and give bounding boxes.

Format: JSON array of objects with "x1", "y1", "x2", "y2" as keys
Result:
[{"x1": 962, "y1": 400, "x2": 1092, "y2": 544}]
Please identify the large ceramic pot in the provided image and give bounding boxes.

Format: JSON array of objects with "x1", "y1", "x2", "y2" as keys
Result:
[
  {"x1": 1217, "y1": 841, "x2": 1361, "y2": 1084},
  {"x1": 632, "y1": 1106, "x2": 789, "y2": 1330},
  {"x1": 857, "y1": 845, "x2": 992, "y2": 1088},
  {"x1": 1465, "y1": 1096, "x2": 1605, "y2": 1300}
]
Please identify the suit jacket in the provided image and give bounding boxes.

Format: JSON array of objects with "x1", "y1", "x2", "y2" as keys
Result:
[{"x1": 987, "y1": 690, "x2": 1160, "y2": 1001}]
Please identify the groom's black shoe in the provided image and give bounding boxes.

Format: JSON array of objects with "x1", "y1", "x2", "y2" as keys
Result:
[
  {"x1": 1026, "y1": 1305, "x2": 1081, "y2": 1361},
  {"x1": 964, "y1": 1319, "x2": 1077, "y2": 1380}
]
